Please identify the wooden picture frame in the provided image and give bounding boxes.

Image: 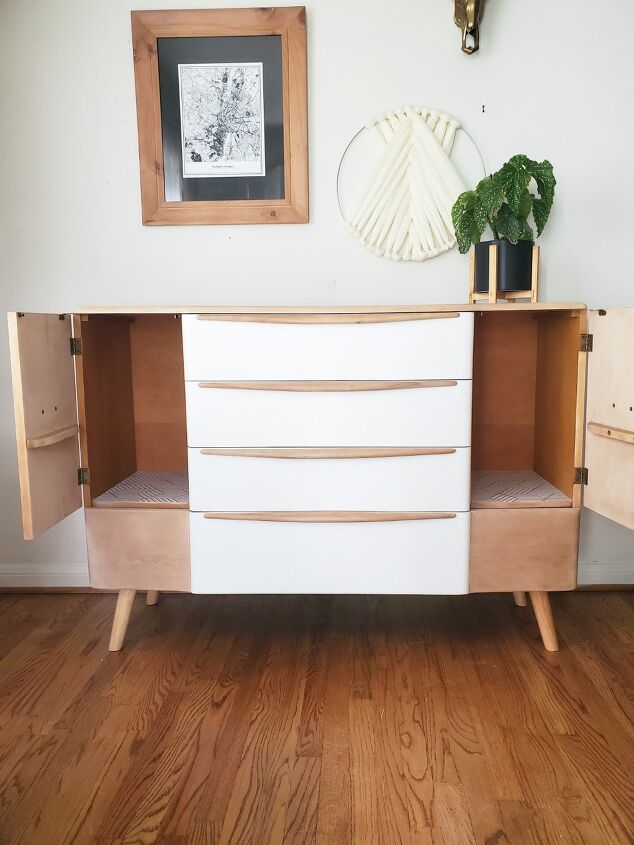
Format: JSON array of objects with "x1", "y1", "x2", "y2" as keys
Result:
[{"x1": 131, "y1": 7, "x2": 308, "y2": 225}]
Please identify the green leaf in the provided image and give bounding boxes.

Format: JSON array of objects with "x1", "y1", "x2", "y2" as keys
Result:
[
  {"x1": 451, "y1": 190, "x2": 475, "y2": 225},
  {"x1": 498, "y1": 156, "x2": 531, "y2": 215},
  {"x1": 475, "y1": 175, "x2": 504, "y2": 217},
  {"x1": 517, "y1": 190, "x2": 533, "y2": 219},
  {"x1": 494, "y1": 204, "x2": 523, "y2": 244},
  {"x1": 452, "y1": 190, "x2": 479, "y2": 254},
  {"x1": 518, "y1": 218, "x2": 535, "y2": 240},
  {"x1": 473, "y1": 194, "x2": 489, "y2": 233},
  {"x1": 528, "y1": 158, "x2": 556, "y2": 236}
]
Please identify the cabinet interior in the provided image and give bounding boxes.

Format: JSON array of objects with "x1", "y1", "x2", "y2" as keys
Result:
[
  {"x1": 78, "y1": 314, "x2": 188, "y2": 508},
  {"x1": 471, "y1": 310, "x2": 581, "y2": 508}
]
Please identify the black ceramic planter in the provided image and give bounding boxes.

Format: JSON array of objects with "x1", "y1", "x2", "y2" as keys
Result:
[{"x1": 474, "y1": 239, "x2": 534, "y2": 293}]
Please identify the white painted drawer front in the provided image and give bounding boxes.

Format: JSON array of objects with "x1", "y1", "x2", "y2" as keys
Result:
[
  {"x1": 185, "y1": 380, "x2": 472, "y2": 447},
  {"x1": 182, "y1": 313, "x2": 474, "y2": 380},
  {"x1": 189, "y1": 448, "x2": 471, "y2": 512},
  {"x1": 190, "y1": 512, "x2": 470, "y2": 594}
]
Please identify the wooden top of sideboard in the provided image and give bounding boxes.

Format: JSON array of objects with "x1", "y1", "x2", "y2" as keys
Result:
[{"x1": 76, "y1": 303, "x2": 586, "y2": 315}]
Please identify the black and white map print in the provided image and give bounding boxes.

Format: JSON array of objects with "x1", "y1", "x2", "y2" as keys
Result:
[{"x1": 178, "y1": 62, "x2": 265, "y2": 178}]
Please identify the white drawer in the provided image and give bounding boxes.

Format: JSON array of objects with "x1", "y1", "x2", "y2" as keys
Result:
[
  {"x1": 189, "y1": 512, "x2": 470, "y2": 594},
  {"x1": 185, "y1": 380, "x2": 472, "y2": 447},
  {"x1": 189, "y1": 447, "x2": 471, "y2": 512},
  {"x1": 182, "y1": 313, "x2": 474, "y2": 380}
]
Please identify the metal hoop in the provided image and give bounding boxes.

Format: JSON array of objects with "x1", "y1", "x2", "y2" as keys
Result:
[{"x1": 336, "y1": 115, "x2": 487, "y2": 223}]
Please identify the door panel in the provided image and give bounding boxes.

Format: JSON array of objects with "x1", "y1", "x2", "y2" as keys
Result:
[
  {"x1": 584, "y1": 308, "x2": 634, "y2": 529},
  {"x1": 7, "y1": 312, "x2": 82, "y2": 539}
]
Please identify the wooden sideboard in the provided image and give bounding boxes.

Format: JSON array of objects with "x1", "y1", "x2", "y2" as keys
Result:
[{"x1": 8, "y1": 304, "x2": 633, "y2": 652}]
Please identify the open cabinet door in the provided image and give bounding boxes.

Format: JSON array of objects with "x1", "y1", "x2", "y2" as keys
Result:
[
  {"x1": 584, "y1": 308, "x2": 634, "y2": 529},
  {"x1": 7, "y1": 313, "x2": 82, "y2": 539}
]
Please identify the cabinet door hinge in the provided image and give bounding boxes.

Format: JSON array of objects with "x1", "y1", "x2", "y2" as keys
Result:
[
  {"x1": 579, "y1": 333, "x2": 593, "y2": 352},
  {"x1": 70, "y1": 337, "x2": 82, "y2": 356},
  {"x1": 77, "y1": 467, "x2": 90, "y2": 485},
  {"x1": 574, "y1": 466, "x2": 588, "y2": 485}
]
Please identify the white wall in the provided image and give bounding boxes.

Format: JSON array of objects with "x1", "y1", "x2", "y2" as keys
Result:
[{"x1": 0, "y1": 0, "x2": 632, "y2": 586}]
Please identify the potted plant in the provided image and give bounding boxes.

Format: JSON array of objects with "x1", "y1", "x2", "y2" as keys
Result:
[{"x1": 451, "y1": 154, "x2": 556, "y2": 292}]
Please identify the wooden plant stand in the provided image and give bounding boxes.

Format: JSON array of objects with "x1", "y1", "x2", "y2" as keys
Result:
[{"x1": 468, "y1": 243, "x2": 540, "y2": 304}]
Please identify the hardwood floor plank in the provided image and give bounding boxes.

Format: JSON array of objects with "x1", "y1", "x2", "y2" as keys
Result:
[
  {"x1": 451, "y1": 601, "x2": 541, "y2": 802},
  {"x1": 0, "y1": 595, "x2": 73, "y2": 659},
  {"x1": 431, "y1": 783, "x2": 477, "y2": 845},
  {"x1": 0, "y1": 727, "x2": 68, "y2": 826},
  {"x1": 189, "y1": 604, "x2": 273, "y2": 827},
  {"x1": 350, "y1": 600, "x2": 373, "y2": 702},
  {"x1": 315, "y1": 597, "x2": 353, "y2": 844},
  {"x1": 1, "y1": 694, "x2": 116, "y2": 844},
  {"x1": 295, "y1": 597, "x2": 330, "y2": 758},
  {"x1": 349, "y1": 697, "x2": 381, "y2": 844},
  {"x1": 555, "y1": 732, "x2": 634, "y2": 844},
  {"x1": 500, "y1": 798, "x2": 608, "y2": 845},
  {"x1": 96, "y1": 692, "x2": 185, "y2": 841},
  {"x1": 369, "y1": 601, "x2": 423, "y2": 843},
  {"x1": 282, "y1": 754, "x2": 321, "y2": 845},
  {"x1": 19, "y1": 705, "x2": 133, "y2": 845},
  {"x1": 440, "y1": 690, "x2": 509, "y2": 844},
  {"x1": 186, "y1": 819, "x2": 221, "y2": 845},
  {"x1": 0, "y1": 597, "x2": 115, "y2": 733},
  {"x1": 555, "y1": 595, "x2": 634, "y2": 738},
  {"x1": 160, "y1": 619, "x2": 254, "y2": 836},
  {"x1": 216, "y1": 602, "x2": 310, "y2": 844},
  {"x1": 64, "y1": 727, "x2": 139, "y2": 845}
]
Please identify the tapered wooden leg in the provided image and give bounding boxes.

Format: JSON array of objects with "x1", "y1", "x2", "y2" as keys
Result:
[
  {"x1": 529, "y1": 591, "x2": 559, "y2": 652},
  {"x1": 108, "y1": 589, "x2": 136, "y2": 652},
  {"x1": 512, "y1": 591, "x2": 528, "y2": 607},
  {"x1": 146, "y1": 590, "x2": 159, "y2": 606}
]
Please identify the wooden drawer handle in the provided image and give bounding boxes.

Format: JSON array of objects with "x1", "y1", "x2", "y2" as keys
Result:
[
  {"x1": 587, "y1": 422, "x2": 634, "y2": 445},
  {"x1": 199, "y1": 447, "x2": 457, "y2": 459},
  {"x1": 202, "y1": 511, "x2": 457, "y2": 523},
  {"x1": 196, "y1": 312, "x2": 460, "y2": 324},
  {"x1": 197, "y1": 380, "x2": 458, "y2": 392},
  {"x1": 26, "y1": 423, "x2": 79, "y2": 450}
]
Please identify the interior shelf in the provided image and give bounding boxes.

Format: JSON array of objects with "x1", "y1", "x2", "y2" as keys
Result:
[
  {"x1": 93, "y1": 470, "x2": 189, "y2": 509},
  {"x1": 471, "y1": 470, "x2": 571, "y2": 509}
]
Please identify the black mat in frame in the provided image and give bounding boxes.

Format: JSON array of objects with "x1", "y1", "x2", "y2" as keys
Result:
[{"x1": 157, "y1": 35, "x2": 285, "y2": 203}]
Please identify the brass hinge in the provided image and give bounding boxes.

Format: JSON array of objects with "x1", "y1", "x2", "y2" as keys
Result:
[
  {"x1": 70, "y1": 337, "x2": 82, "y2": 355},
  {"x1": 579, "y1": 333, "x2": 593, "y2": 352},
  {"x1": 574, "y1": 466, "x2": 588, "y2": 485},
  {"x1": 77, "y1": 467, "x2": 90, "y2": 485}
]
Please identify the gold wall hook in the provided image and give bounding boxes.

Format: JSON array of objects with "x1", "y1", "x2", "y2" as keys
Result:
[{"x1": 454, "y1": 0, "x2": 484, "y2": 54}]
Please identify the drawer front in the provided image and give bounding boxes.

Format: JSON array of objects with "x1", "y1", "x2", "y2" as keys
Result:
[
  {"x1": 190, "y1": 512, "x2": 470, "y2": 594},
  {"x1": 185, "y1": 380, "x2": 472, "y2": 447},
  {"x1": 182, "y1": 313, "x2": 474, "y2": 380},
  {"x1": 189, "y1": 447, "x2": 471, "y2": 512}
]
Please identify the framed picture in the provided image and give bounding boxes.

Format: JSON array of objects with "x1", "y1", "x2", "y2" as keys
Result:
[{"x1": 131, "y1": 7, "x2": 308, "y2": 225}]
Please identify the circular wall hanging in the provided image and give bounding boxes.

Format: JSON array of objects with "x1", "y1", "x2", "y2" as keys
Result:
[{"x1": 337, "y1": 106, "x2": 485, "y2": 262}]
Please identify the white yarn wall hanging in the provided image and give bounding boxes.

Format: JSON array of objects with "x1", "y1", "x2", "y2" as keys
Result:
[{"x1": 337, "y1": 106, "x2": 484, "y2": 262}]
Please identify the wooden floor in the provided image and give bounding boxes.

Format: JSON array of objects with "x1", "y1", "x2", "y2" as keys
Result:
[{"x1": 0, "y1": 592, "x2": 632, "y2": 845}]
